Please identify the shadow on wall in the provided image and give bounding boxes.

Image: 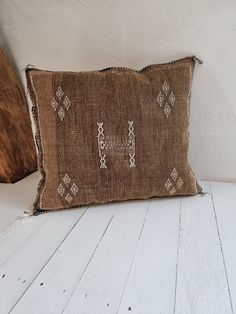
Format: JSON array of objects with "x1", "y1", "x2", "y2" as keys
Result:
[
  {"x1": 0, "y1": 24, "x2": 24, "y2": 83},
  {"x1": 190, "y1": 64, "x2": 236, "y2": 182},
  {"x1": 0, "y1": 14, "x2": 235, "y2": 182}
]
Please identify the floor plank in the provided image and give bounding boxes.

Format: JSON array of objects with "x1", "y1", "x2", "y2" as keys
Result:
[
  {"x1": 10, "y1": 204, "x2": 118, "y2": 314},
  {"x1": 0, "y1": 171, "x2": 40, "y2": 233},
  {"x1": 63, "y1": 201, "x2": 150, "y2": 314},
  {"x1": 1, "y1": 176, "x2": 236, "y2": 314},
  {"x1": 174, "y1": 182, "x2": 232, "y2": 314},
  {"x1": 0, "y1": 213, "x2": 47, "y2": 269},
  {"x1": 117, "y1": 198, "x2": 181, "y2": 314},
  {"x1": 0, "y1": 208, "x2": 87, "y2": 314},
  {"x1": 210, "y1": 181, "x2": 236, "y2": 312}
]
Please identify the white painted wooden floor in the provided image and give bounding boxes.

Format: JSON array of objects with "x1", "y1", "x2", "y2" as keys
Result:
[{"x1": 0, "y1": 172, "x2": 235, "y2": 314}]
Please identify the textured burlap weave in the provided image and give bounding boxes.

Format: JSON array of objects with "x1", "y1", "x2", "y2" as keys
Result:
[{"x1": 26, "y1": 56, "x2": 202, "y2": 214}]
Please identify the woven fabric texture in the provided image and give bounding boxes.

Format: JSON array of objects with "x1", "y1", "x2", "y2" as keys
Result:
[{"x1": 26, "y1": 56, "x2": 202, "y2": 214}]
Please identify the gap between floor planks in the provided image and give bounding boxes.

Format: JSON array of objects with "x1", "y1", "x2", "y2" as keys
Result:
[
  {"x1": 0, "y1": 179, "x2": 235, "y2": 313},
  {"x1": 174, "y1": 182, "x2": 232, "y2": 314}
]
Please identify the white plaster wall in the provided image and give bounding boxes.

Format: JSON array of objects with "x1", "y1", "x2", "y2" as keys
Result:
[{"x1": 0, "y1": 0, "x2": 235, "y2": 181}]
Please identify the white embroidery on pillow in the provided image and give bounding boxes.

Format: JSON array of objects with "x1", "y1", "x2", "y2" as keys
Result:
[
  {"x1": 164, "y1": 179, "x2": 172, "y2": 191},
  {"x1": 97, "y1": 122, "x2": 107, "y2": 168},
  {"x1": 97, "y1": 121, "x2": 136, "y2": 169},
  {"x1": 170, "y1": 168, "x2": 178, "y2": 181},
  {"x1": 63, "y1": 96, "x2": 71, "y2": 110},
  {"x1": 51, "y1": 86, "x2": 71, "y2": 121},
  {"x1": 57, "y1": 184, "x2": 65, "y2": 197},
  {"x1": 164, "y1": 103, "x2": 171, "y2": 118},
  {"x1": 176, "y1": 177, "x2": 184, "y2": 189},
  {"x1": 156, "y1": 91, "x2": 164, "y2": 107},
  {"x1": 56, "y1": 86, "x2": 64, "y2": 100},
  {"x1": 71, "y1": 182, "x2": 79, "y2": 196},
  {"x1": 162, "y1": 80, "x2": 170, "y2": 96},
  {"x1": 57, "y1": 173, "x2": 79, "y2": 203},
  {"x1": 169, "y1": 91, "x2": 176, "y2": 107},
  {"x1": 58, "y1": 107, "x2": 65, "y2": 122},
  {"x1": 63, "y1": 173, "x2": 71, "y2": 186},
  {"x1": 51, "y1": 98, "x2": 58, "y2": 111},
  {"x1": 156, "y1": 81, "x2": 176, "y2": 118},
  {"x1": 128, "y1": 121, "x2": 136, "y2": 167},
  {"x1": 65, "y1": 193, "x2": 73, "y2": 204},
  {"x1": 165, "y1": 168, "x2": 184, "y2": 195}
]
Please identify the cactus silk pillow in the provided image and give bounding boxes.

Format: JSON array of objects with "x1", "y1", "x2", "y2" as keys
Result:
[{"x1": 26, "y1": 56, "x2": 202, "y2": 214}]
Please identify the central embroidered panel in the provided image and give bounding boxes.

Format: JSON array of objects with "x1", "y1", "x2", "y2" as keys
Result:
[{"x1": 97, "y1": 121, "x2": 136, "y2": 169}]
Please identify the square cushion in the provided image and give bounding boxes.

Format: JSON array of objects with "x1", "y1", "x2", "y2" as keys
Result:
[{"x1": 26, "y1": 56, "x2": 202, "y2": 214}]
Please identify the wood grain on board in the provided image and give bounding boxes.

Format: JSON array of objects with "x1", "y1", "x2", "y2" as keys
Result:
[{"x1": 0, "y1": 48, "x2": 37, "y2": 183}]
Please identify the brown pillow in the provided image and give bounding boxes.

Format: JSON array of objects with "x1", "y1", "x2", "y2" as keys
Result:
[{"x1": 26, "y1": 56, "x2": 202, "y2": 214}]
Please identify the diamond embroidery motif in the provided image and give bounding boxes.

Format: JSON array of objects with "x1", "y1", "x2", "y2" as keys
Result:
[
  {"x1": 71, "y1": 183, "x2": 79, "y2": 196},
  {"x1": 177, "y1": 177, "x2": 184, "y2": 189},
  {"x1": 156, "y1": 92, "x2": 164, "y2": 107},
  {"x1": 164, "y1": 104, "x2": 171, "y2": 118},
  {"x1": 165, "y1": 179, "x2": 172, "y2": 191},
  {"x1": 169, "y1": 187, "x2": 177, "y2": 195},
  {"x1": 165, "y1": 168, "x2": 184, "y2": 195},
  {"x1": 58, "y1": 107, "x2": 65, "y2": 122},
  {"x1": 57, "y1": 184, "x2": 65, "y2": 197},
  {"x1": 170, "y1": 168, "x2": 178, "y2": 181},
  {"x1": 57, "y1": 173, "x2": 79, "y2": 204},
  {"x1": 156, "y1": 81, "x2": 176, "y2": 118},
  {"x1": 63, "y1": 96, "x2": 71, "y2": 110},
  {"x1": 169, "y1": 91, "x2": 176, "y2": 106},
  {"x1": 65, "y1": 193, "x2": 73, "y2": 204},
  {"x1": 63, "y1": 173, "x2": 71, "y2": 186},
  {"x1": 51, "y1": 98, "x2": 58, "y2": 111},
  {"x1": 56, "y1": 86, "x2": 64, "y2": 100},
  {"x1": 51, "y1": 86, "x2": 72, "y2": 121},
  {"x1": 162, "y1": 81, "x2": 170, "y2": 96}
]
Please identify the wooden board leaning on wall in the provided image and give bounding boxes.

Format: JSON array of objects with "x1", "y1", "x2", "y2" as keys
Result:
[{"x1": 0, "y1": 48, "x2": 37, "y2": 183}]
